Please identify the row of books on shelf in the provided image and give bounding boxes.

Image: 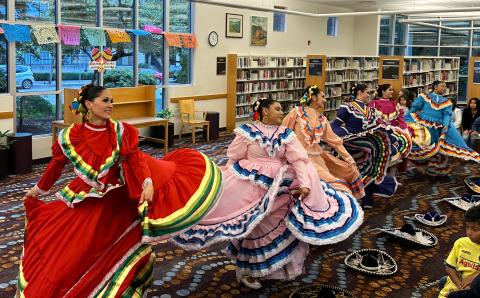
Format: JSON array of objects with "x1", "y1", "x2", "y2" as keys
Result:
[
  {"x1": 405, "y1": 85, "x2": 456, "y2": 97},
  {"x1": 403, "y1": 59, "x2": 459, "y2": 73},
  {"x1": 237, "y1": 57, "x2": 306, "y2": 68},
  {"x1": 326, "y1": 70, "x2": 377, "y2": 84},
  {"x1": 324, "y1": 98, "x2": 343, "y2": 111},
  {"x1": 325, "y1": 81, "x2": 378, "y2": 98},
  {"x1": 403, "y1": 73, "x2": 436, "y2": 87},
  {"x1": 237, "y1": 69, "x2": 306, "y2": 81},
  {"x1": 326, "y1": 58, "x2": 378, "y2": 70},
  {"x1": 236, "y1": 81, "x2": 305, "y2": 94},
  {"x1": 236, "y1": 90, "x2": 305, "y2": 106}
]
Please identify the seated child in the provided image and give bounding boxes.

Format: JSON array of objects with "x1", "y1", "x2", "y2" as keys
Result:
[{"x1": 439, "y1": 205, "x2": 480, "y2": 297}]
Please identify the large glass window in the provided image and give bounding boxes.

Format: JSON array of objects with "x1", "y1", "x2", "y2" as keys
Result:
[
  {"x1": 473, "y1": 48, "x2": 480, "y2": 57},
  {"x1": 62, "y1": 44, "x2": 95, "y2": 90},
  {"x1": 16, "y1": 0, "x2": 54, "y2": 21},
  {"x1": 16, "y1": 94, "x2": 56, "y2": 135},
  {"x1": 394, "y1": 16, "x2": 406, "y2": 45},
  {"x1": 104, "y1": 40, "x2": 134, "y2": 87},
  {"x1": 169, "y1": 0, "x2": 191, "y2": 84},
  {"x1": 474, "y1": 31, "x2": 480, "y2": 47},
  {"x1": 273, "y1": 6, "x2": 287, "y2": 32},
  {"x1": 0, "y1": 0, "x2": 6, "y2": 19},
  {"x1": 379, "y1": 16, "x2": 391, "y2": 44},
  {"x1": 327, "y1": 17, "x2": 338, "y2": 37},
  {"x1": 0, "y1": 35, "x2": 7, "y2": 93},
  {"x1": 409, "y1": 47, "x2": 437, "y2": 56},
  {"x1": 408, "y1": 24, "x2": 438, "y2": 46},
  {"x1": 103, "y1": 0, "x2": 133, "y2": 29},
  {"x1": 16, "y1": 43, "x2": 56, "y2": 93},
  {"x1": 5, "y1": 0, "x2": 187, "y2": 134},
  {"x1": 62, "y1": 0, "x2": 97, "y2": 26},
  {"x1": 379, "y1": 46, "x2": 390, "y2": 55},
  {"x1": 440, "y1": 21, "x2": 470, "y2": 46}
]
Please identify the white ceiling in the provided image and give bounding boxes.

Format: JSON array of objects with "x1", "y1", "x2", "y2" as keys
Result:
[{"x1": 305, "y1": 0, "x2": 480, "y2": 12}]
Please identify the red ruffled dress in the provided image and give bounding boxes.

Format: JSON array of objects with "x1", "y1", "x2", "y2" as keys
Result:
[{"x1": 18, "y1": 120, "x2": 222, "y2": 297}]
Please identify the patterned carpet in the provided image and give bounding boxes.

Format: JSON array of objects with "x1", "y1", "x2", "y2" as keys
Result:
[{"x1": 0, "y1": 132, "x2": 478, "y2": 298}]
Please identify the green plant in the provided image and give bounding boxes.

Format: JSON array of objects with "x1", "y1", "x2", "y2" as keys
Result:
[
  {"x1": 156, "y1": 108, "x2": 175, "y2": 119},
  {"x1": 104, "y1": 69, "x2": 157, "y2": 87},
  {"x1": 0, "y1": 130, "x2": 15, "y2": 150}
]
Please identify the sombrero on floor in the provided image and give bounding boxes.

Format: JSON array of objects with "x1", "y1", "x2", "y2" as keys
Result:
[
  {"x1": 289, "y1": 284, "x2": 356, "y2": 298},
  {"x1": 465, "y1": 177, "x2": 480, "y2": 194},
  {"x1": 414, "y1": 211, "x2": 447, "y2": 227},
  {"x1": 379, "y1": 224, "x2": 438, "y2": 247},
  {"x1": 344, "y1": 248, "x2": 397, "y2": 276},
  {"x1": 444, "y1": 194, "x2": 480, "y2": 211}
]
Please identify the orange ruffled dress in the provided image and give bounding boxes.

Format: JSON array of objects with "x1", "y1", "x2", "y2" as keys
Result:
[
  {"x1": 283, "y1": 106, "x2": 365, "y2": 199},
  {"x1": 18, "y1": 120, "x2": 221, "y2": 297}
]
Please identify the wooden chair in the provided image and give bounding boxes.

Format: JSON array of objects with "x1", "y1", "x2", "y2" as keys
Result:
[{"x1": 178, "y1": 98, "x2": 210, "y2": 144}]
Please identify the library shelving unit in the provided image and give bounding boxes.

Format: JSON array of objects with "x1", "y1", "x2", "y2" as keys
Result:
[
  {"x1": 324, "y1": 56, "x2": 379, "y2": 120},
  {"x1": 227, "y1": 54, "x2": 307, "y2": 132},
  {"x1": 379, "y1": 56, "x2": 460, "y2": 101},
  {"x1": 305, "y1": 55, "x2": 379, "y2": 120}
]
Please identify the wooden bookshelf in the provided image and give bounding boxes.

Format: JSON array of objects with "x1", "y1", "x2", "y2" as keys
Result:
[
  {"x1": 307, "y1": 55, "x2": 379, "y2": 120},
  {"x1": 226, "y1": 54, "x2": 307, "y2": 132},
  {"x1": 379, "y1": 56, "x2": 460, "y2": 100},
  {"x1": 468, "y1": 56, "x2": 480, "y2": 100}
]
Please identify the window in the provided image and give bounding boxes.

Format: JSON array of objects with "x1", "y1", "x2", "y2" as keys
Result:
[
  {"x1": 169, "y1": 0, "x2": 191, "y2": 84},
  {"x1": 104, "y1": 40, "x2": 134, "y2": 87},
  {"x1": 379, "y1": 16, "x2": 391, "y2": 44},
  {"x1": 0, "y1": 0, "x2": 6, "y2": 19},
  {"x1": 394, "y1": 16, "x2": 406, "y2": 45},
  {"x1": 379, "y1": 46, "x2": 391, "y2": 55},
  {"x1": 16, "y1": 94, "x2": 56, "y2": 135},
  {"x1": 62, "y1": 0, "x2": 97, "y2": 26},
  {"x1": 16, "y1": 43, "x2": 56, "y2": 93},
  {"x1": 0, "y1": 35, "x2": 7, "y2": 93},
  {"x1": 103, "y1": 0, "x2": 133, "y2": 29},
  {"x1": 474, "y1": 31, "x2": 480, "y2": 46},
  {"x1": 394, "y1": 46, "x2": 405, "y2": 56},
  {"x1": 440, "y1": 22, "x2": 470, "y2": 46},
  {"x1": 473, "y1": 48, "x2": 480, "y2": 56},
  {"x1": 408, "y1": 24, "x2": 438, "y2": 46},
  {"x1": 62, "y1": 44, "x2": 96, "y2": 90},
  {"x1": 327, "y1": 17, "x2": 338, "y2": 37},
  {"x1": 408, "y1": 47, "x2": 437, "y2": 56},
  {"x1": 15, "y1": 0, "x2": 54, "y2": 22},
  {"x1": 273, "y1": 6, "x2": 287, "y2": 32}
]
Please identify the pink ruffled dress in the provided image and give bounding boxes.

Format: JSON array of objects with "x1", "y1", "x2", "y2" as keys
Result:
[{"x1": 173, "y1": 122, "x2": 363, "y2": 280}]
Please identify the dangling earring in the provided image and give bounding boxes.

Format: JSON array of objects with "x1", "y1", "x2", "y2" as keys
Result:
[{"x1": 85, "y1": 109, "x2": 92, "y2": 121}]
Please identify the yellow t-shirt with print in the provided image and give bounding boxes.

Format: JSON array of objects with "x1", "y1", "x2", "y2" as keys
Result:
[{"x1": 439, "y1": 237, "x2": 480, "y2": 298}]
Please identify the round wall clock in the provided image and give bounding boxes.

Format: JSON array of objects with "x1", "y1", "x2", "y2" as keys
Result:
[{"x1": 208, "y1": 31, "x2": 218, "y2": 46}]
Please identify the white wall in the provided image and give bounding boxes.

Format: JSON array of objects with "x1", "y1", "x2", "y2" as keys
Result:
[{"x1": 353, "y1": 15, "x2": 380, "y2": 56}]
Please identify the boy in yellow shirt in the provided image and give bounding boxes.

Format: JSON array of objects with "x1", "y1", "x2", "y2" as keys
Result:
[{"x1": 439, "y1": 205, "x2": 480, "y2": 298}]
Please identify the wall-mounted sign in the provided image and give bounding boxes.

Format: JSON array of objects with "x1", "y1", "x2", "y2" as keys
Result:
[
  {"x1": 88, "y1": 48, "x2": 116, "y2": 72},
  {"x1": 474, "y1": 60, "x2": 480, "y2": 84},
  {"x1": 217, "y1": 57, "x2": 226, "y2": 75},
  {"x1": 382, "y1": 59, "x2": 400, "y2": 80},
  {"x1": 308, "y1": 58, "x2": 323, "y2": 76}
]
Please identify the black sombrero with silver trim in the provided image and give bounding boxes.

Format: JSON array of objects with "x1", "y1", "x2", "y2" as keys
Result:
[
  {"x1": 289, "y1": 284, "x2": 356, "y2": 298},
  {"x1": 465, "y1": 177, "x2": 480, "y2": 194},
  {"x1": 444, "y1": 194, "x2": 480, "y2": 211},
  {"x1": 379, "y1": 224, "x2": 438, "y2": 247},
  {"x1": 414, "y1": 211, "x2": 447, "y2": 227},
  {"x1": 344, "y1": 248, "x2": 397, "y2": 276}
]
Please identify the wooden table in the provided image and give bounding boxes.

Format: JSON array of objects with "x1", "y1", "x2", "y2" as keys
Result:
[{"x1": 52, "y1": 117, "x2": 170, "y2": 155}]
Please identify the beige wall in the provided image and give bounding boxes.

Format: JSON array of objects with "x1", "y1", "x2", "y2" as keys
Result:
[{"x1": 353, "y1": 15, "x2": 380, "y2": 56}]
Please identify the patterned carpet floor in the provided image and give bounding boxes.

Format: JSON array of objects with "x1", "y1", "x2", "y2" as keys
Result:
[{"x1": 0, "y1": 132, "x2": 478, "y2": 298}]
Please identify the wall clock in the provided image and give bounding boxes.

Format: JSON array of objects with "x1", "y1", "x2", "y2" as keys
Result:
[{"x1": 208, "y1": 31, "x2": 218, "y2": 46}]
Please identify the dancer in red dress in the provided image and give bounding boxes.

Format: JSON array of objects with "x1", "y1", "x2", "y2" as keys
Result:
[{"x1": 17, "y1": 84, "x2": 222, "y2": 297}]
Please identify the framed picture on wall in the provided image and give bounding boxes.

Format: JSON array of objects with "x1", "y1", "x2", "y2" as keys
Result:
[
  {"x1": 251, "y1": 16, "x2": 267, "y2": 46},
  {"x1": 226, "y1": 13, "x2": 243, "y2": 38}
]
